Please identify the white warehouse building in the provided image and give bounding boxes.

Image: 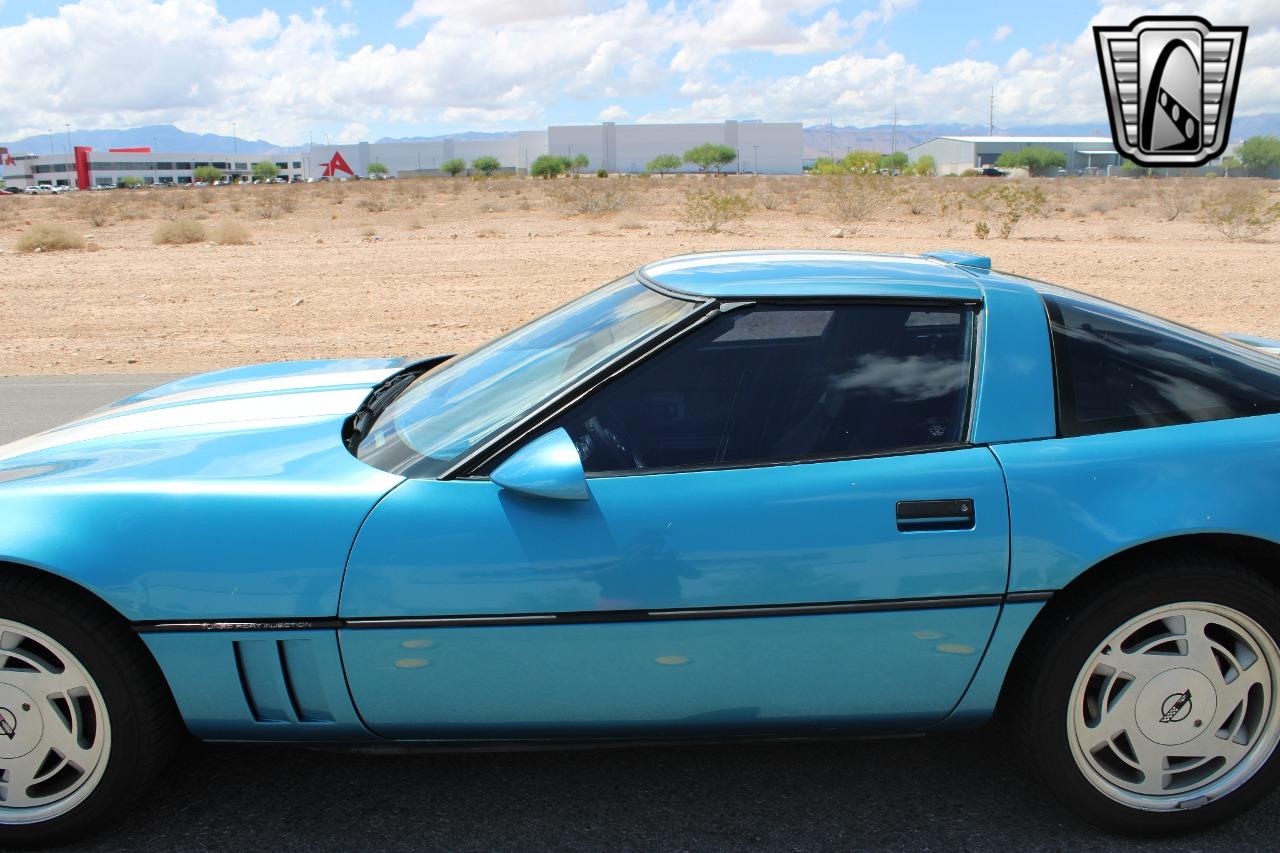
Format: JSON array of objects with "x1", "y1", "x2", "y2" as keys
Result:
[
  {"x1": 2, "y1": 121, "x2": 806, "y2": 187},
  {"x1": 548, "y1": 121, "x2": 803, "y2": 174}
]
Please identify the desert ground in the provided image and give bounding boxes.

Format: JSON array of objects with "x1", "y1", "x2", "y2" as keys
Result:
[{"x1": 0, "y1": 174, "x2": 1277, "y2": 375}]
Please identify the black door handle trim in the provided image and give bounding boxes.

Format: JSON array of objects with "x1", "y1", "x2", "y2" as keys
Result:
[{"x1": 896, "y1": 499, "x2": 975, "y2": 532}]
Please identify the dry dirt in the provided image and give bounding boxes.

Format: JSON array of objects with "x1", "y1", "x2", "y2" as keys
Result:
[{"x1": 1, "y1": 175, "x2": 1277, "y2": 375}]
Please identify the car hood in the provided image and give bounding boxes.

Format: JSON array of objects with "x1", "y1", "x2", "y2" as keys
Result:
[
  {"x1": 1224, "y1": 333, "x2": 1280, "y2": 356},
  {"x1": 0, "y1": 357, "x2": 428, "y2": 467}
]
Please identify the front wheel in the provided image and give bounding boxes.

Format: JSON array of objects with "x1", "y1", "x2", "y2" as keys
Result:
[
  {"x1": 0, "y1": 573, "x2": 179, "y2": 847},
  {"x1": 1015, "y1": 553, "x2": 1280, "y2": 835}
]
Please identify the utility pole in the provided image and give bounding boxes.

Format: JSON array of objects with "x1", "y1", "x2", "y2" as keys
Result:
[
  {"x1": 233, "y1": 122, "x2": 238, "y2": 157},
  {"x1": 753, "y1": 144, "x2": 759, "y2": 174},
  {"x1": 891, "y1": 106, "x2": 897, "y2": 170},
  {"x1": 65, "y1": 124, "x2": 72, "y2": 156},
  {"x1": 47, "y1": 129, "x2": 54, "y2": 155},
  {"x1": 828, "y1": 115, "x2": 834, "y2": 160},
  {"x1": 989, "y1": 87, "x2": 995, "y2": 136}
]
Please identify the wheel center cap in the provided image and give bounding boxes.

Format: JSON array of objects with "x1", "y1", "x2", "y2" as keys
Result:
[
  {"x1": 0, "y1": 682, "x2": 43, "y2": 760},
  {"x1": 1135, "y1": 668, "x2": 1217, "y2": 747}
]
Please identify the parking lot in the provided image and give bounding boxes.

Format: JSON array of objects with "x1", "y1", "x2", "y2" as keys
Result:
[{"x1": 2, "y1": 375, "x2": 1278, "y2": 852}]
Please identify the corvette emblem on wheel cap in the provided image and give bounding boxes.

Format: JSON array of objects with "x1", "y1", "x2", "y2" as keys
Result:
[
  {"x1": 1159, "y1": 690, "x2": 1194, "y2": 724},
  {"x1": 0, "y1": 706, "x2": 16, "y2": 739}
]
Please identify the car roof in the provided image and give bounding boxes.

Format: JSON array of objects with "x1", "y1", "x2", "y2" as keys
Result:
[{"x1": 638, "y1": 250, "x2": 996, "y2": 301}]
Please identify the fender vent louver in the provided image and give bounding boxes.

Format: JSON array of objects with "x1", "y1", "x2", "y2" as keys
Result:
[{"x1": 232, "y1": 639, "x2": 336, "y2": 724}]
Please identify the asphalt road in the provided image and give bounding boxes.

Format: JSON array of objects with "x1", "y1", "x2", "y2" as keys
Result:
[{"x1": 2, "y1": 375, "x2": 1279, "y2": 852}]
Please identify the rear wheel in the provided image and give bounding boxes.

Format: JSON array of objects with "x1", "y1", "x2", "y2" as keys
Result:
[
  {"x1": 1015, "y1": 553, "x2": 1280, "y2": 834},
  {"x1": 0, "y1": 573, "x2": 179, "y2": 847}
]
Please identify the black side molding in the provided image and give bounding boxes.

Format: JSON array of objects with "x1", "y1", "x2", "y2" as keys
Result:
[{"x1": 895, "y1": 499, "x2": 975, "y2": 532}]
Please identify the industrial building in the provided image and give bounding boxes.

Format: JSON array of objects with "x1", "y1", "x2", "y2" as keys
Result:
[
  {"x1": 547, "y1": 121, "x2": 803, "y2": 174},
  {"x1": 1, "y1": 121, "x2": 806, "y2": 188},
  {"x1": 906, "y1": 136, "x2": 1122, "y2": 175},
  {"x1": 2, "y1": 148, "x2": 305, "y2": 189},
  {"x1": 306, "y1": 132, "x2": 549, "y2": 178}
]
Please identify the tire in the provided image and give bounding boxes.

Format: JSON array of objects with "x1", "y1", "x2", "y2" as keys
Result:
[
  {"x1": 0, "y1": 571, "x2": 180, "y2": 847},
  {"x1": 1011, "y1": 550, "x2": 1280, "y2": 835}
]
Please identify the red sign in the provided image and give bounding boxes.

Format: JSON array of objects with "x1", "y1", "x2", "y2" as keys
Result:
[
  {"x1": 321, "y1": 151, "x2": 354, "y2": 177},
  {"x1": 108, "y1": 147, "x2": 151, "y2": 153},
  {"x1": 0, "y1": 148, "x2": 14, "y2": 166}
]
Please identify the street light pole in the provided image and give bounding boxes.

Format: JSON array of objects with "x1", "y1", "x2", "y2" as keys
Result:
[
  {"x1": 47, "y1": 130, "x2": 54, "y2": 155},
  {"x1": 753, "y1": 145, "x2": 759, "y2": 175},
  {"x1": 232, "y1": 122, "x2": 237, "y2": 158}
]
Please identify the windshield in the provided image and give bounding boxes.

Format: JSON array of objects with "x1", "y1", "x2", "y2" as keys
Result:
[{"x1": 357, "y1": 275, "x2": 697, "y2": 477}]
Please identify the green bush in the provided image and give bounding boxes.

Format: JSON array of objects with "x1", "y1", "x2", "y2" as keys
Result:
[
  {"x1": 367, "y1": 161, "x2": 389, "y2": 177},
  {"x1": 530, "y1": 154, "x2": 566, "y2": 179},
  {"x1": 194, "y1": 165, "x2": 222, "y2": 183},
  {"x1": 995, "y1": 146, "x2": 1067, "y2": 175},
  {"x1": 153, "y1": 218, "x2": 207, "y2": 245},
  {"x1": 15, "y1": 224, "x2": 85, "y2": 252},
  {"x1": 596, "y1": 168, "x2": 608, "y2": 178},
  {"x1": 117, "y1": 176, "x2": 143, "y2": 188},
  {"x1": 471, "y1": 156, "x2": 501, "y2": 176},
  {"x1": 683, "y1": 143, "x2": 737, "y2": 173},
  {"x1": 252, "y1": 161, "x2": 279, "y2": 182},
  {"x1": 645, "y1": 154, "x2": 681, "y2": 175}
]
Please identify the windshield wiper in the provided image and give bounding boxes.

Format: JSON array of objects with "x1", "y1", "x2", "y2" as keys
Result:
[{"x1": 344, "y1": 356, "x2": 452, "y2": 453}]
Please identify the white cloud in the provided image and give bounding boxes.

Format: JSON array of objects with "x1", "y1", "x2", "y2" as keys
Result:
[
  {"x1": 0, "y1": 0, "x2": 1276, "y2": 145},
  {"x1": 598, "y1": 104, "x2": 632, "y2": 121}
]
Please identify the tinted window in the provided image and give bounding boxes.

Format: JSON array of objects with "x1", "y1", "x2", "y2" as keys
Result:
[
  {"x1": 1044, "y1": 292, "x2": 1280, "y2": 436},
  {"x1": 547, "y1": 303, "x2": 974, "y2": 473}
]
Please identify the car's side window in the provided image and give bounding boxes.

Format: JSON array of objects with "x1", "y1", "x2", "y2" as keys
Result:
[
  {"x1": 547, "y1": 302, "x2": 976, "y2": 474},
  {"x1": 1044, "y1": 292, "x2": 1280, "y2": 437}
]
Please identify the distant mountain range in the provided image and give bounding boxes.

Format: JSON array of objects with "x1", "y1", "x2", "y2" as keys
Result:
[
  {"x1": 802, "y1": 114, "x2": 1280, "y2": 157},
  {"x1": 6, "y1": 116, "x2": 1280, "y2": 159},
  {"x1": 0, "y1": 124, "x2": 286, "y2": 156}
]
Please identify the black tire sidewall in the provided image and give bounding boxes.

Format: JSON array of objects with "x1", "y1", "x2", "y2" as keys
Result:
[
  {"x1": 1024, "y1": 564, "x2": 1280, "y2": 836},
  {"x1": 0, "y1": 583, "x2": 157, "y2": 847}
]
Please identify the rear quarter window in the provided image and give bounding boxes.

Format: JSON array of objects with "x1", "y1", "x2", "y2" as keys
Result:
[{"x1": 1043, "y1": 292, "x2": 1280, "y2": 436}]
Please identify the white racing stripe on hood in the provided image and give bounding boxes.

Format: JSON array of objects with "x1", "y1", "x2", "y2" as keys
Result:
[
  {"x1": 90, "y1": 367, "x2": 399, "y2": 420},
  {"x1": 0, "y1": 388, "x2": 367, "y2": 463}
]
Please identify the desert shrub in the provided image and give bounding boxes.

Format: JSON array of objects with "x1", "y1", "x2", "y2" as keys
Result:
[
  {"x1": 193, "y1": 165, "x2": 222, "y2": 184},
  {"x1": 153, "y1": 218, "x2": 206, "y2": 244},
  {"x1": 358, "y1": 194, "x2": 390, "y2": 212},
  {"x1": 530, "y1": 154, "x2": 566, "y2": 179},
  {"x1": 212, "y1": 221, "x2": 252, "y2": 245},
  {"x1": 550, "y1": 177, "x2": 633, "y2": 214},
  {"x1": 974, "y1": 221, "x2": 990, "y2": 239},
  {"x1": 81, "y1": 196, "x2": 115, "y2": 227},
  {"x1": 972, "y1": 183, "x2": 1046, "y2": 238},
  {"x1": 117, "y1": 176, "x2": 143, "y2": 189},
  {"x1": 1152, "y1": 180, "x2": 1190, "y2": 222},
  {"x1": 937, "y1": 189, "x2": 969, "y2": 237},
  {"x1": 159, "y1": 192, "x2": 194, "y2": 219},
  {"x1": 15, "y1": 223, "x2": 85, "y2": 252},
  {"x1": 472, "y1": 156, "x2": 501, "y2": 177},
  {"x1": 960, "y1": 169, "x2": 981, "y2": 177},
  {"x1": 682, "y1": 189, "x2": 750, "y2": 232},
  {"x1": 399, "y1": 179, "x2": 430, "y2": 206},
  {"x1": 821, "y1": 175, "x2": 895, "y2": 231},
  {"x1": 1199, "y1": 186, "x2": 1280, "y2": 240},
  {"x1": 256, "y1": 189, "x2": 298, "y2": 219}
]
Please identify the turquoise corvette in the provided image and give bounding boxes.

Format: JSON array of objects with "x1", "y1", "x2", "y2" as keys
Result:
[{"x1": 3, "y1": 250, "x2": 1280, "y2": 845}]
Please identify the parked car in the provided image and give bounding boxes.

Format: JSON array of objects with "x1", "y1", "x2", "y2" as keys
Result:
[
  {"x1": 0, "y1": 186, "x2": 20, "y2": 194},
  {"x1": 4, "y1": 250, "x2": 1280, "y2": 844},
  {"x1": 980, "y1": 166, "x2": 1007, "y2": 177}
]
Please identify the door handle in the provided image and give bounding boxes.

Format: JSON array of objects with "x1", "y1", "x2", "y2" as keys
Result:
[{"x1": 895, "y1": 499, "x2": 975, "y2": 532}]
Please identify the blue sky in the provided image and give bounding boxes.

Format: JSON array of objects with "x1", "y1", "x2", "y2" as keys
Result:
[{"x1": 0, "y1": 1, "x2": 1274, "y2": 144}]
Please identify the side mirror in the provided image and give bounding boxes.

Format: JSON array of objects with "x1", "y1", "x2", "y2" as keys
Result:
[{"x1": 491, "y1": 428, "x2": 589, "y2": 501}]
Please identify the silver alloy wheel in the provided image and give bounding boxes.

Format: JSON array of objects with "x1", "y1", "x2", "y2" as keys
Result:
[
  {"x1": 0, "y1": 618, "x2": 110, "y2": 824},
  {"x1": 1068, "y1": 602, "x2": 1280, "y2": 811}
]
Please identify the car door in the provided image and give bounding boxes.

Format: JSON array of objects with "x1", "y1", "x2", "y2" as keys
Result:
[{"x1": 340, "y1": 301, "x2": 1010, "y2": 740}]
